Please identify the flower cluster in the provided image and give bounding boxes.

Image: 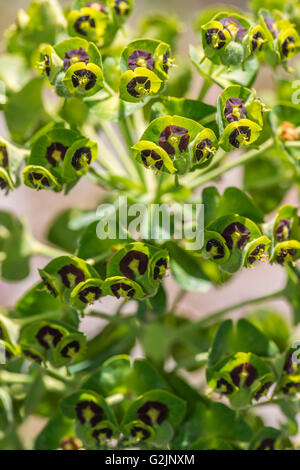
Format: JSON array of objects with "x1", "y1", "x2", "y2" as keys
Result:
[
  {"x1": 200, "y1": 8, "x2": 300, "y2": 69},
  {"x1": 119, "y1": 39, "x2": 175, "y2": 102},
  {"x1": 22, "y1": 124, "x2": 98, "y2": 191}
]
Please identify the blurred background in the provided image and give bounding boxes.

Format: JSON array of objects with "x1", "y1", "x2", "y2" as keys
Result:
[{"x1": 0, "y1": 0, "x2": 299, "y2": 443}]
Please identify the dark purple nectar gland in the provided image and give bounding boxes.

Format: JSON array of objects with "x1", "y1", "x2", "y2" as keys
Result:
[
  {"x1": 0, "y1": 178, "x2": 7, "y2": 191},
  {"x1": 72, "y1": 68, "x2": 97, "y2": 91},
  {"x1": 119, "y1": 250, "x2": 149, "y2": 280},
  {"x1": 219, "y1": 17, "x2": 246, "y2": 41},
  {"x1": 64, "y1": 48, "x2": 90, "y2": 70},
  {"x1": 158, "y1": 125, "x2": 190, "y2": 155},
  {"x1": 58, "y1": 264, "x2": 85, "y2": 288},
  {"x1": 222, "y1": 222, "x2": 250, "y2": 250},
  {"x1": 216, "y1": 378, "x2": 234, "y2": 395},
  {"x1": 153, "y1": 258, "x2": 168, "y2": 280},
  {"x1": 74, "y1": 15, "x2": 96, "y2": 36},
  {"x1": 76, "y1": 401, "x2": 104, "y2": 427},
  {"x1": 205, "y1": 28, "x2": 227, "y2": 49},
  {"x1": 206, "y1": 239, "x2": 225, "y2": 260},
  {"x1": 131, "y1": 426, "x2": 151, "y2": 442},
  {"x1": 114, "y1": 0, "x2": 130, "y2": 16},
  {"x1": 0, "y1": 145, "x2": 8, "y2": 167},
  {"x1": 248, "y1": 244, "x2": 267, "y2": 266},
  {"x1": 228, "y1": 125, "x2": 251, "y2": 148},
  {"x1": 282, "y1": 381, "x2": 300, "y2": 395},
  {"x1": 28, "y1": 172, "x2": 50, "y2": 189},
  {"x1": 86, "y1": 1, "x2": 107, "y2": 13},
  {"x1": 72, "y1": 147, "x2": 92, "y2": 171},
  {"x1": 41, "y1": 276, "x2": 58, "y2": 298},
  {"x1": 162, "y1": 50, "x2": 173, "y2": 74},
  {"x1": 127, "y1": 76, "x2": 151, "y2": 98},
  {"x1": 46, "y1": 142, "x2": 68, "y2": 167},
  {"x1": 60, "y1": 340, "x2": 80, "y2": 359},
  {"x1": 230, "y1": 363, "x2": 258, "y2": 388},
  {"x1": 257, "y1": 438, "x2": 275, "y2": 451},
  {"x1": 252, "y1": 32, "x2": 264, "y2": 52},
  {"x1": 195, "y1": 138, "x2": 216, "y2": 162},
  {"x1": 79, "y1": 286, "x2": 102, "y2": 304},
  {"x1": 276, "y1": 248, "x2": 297, "y2": 265},
  {"x1": 60, "y1": 437, "x2": 81, "y2": 450},
  {"x1": 137, "y1": 401, "x2": 168, "y2": 426},
  {"x1": 36, "y1": 326, "x2": 63, "y2": 350},
  {"x1": 254, "y1": 382, "x2": 272, "y2": 400},
  {"x1": 281, "y1": 36, "x2": 295, "y2": 58},
  {"x1": 128, "y1": 49, "x2": 154, "y2": 71},
  {"x1": 110, "y1": 282, "x2": 135, "y2": 299},
  {"x1": 42, "y1": 54, "x2": 51, "y2": 77},
  {"x1": 224, "y1": 97, "x2": 247, "y2": 123},
  {"x1": 141, "y1": 149, "x2": 163, "y2": 170},
  {"x1": 23, "y1": 350, "x2": 42, "y2": 364},
  {"x1": 92, "y1": 428, "x2": 113, "y2": 446},
  {"x1": 275, "y1": 219, "x2": 291, "y2": 242}
]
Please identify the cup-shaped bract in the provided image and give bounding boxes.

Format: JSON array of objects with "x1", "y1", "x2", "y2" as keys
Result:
[
  {"x1": 22, "y1": 165, "x2": 62, "y2": 191},
  {"x1": 54, "y1": 37, "x2": 102, "y2": 70},
  {"x1": 243, "y1": 236, "x2": 271, "y2": 268},
  {"x1": 67, "y1": 6, "x2": 108, "y2": 43},
  {"x1": 132, "y1": 141, "x2": 177, "y2": 174},
  {"x1": 191, "y1": 128, "x2": 219, "y2": 170},
  {"x1": 71, "y1": 278, "x2": 104, "y2": 309},
  {"x1": 37, "y1": 44, "x2": 63, "y2": 83},
  {"x1": 63, "y1": 61, "x2": 104, "y2": 97},
  {"x1": 202, "y1": 230, "x2": 230, "y2": 265},
  {"x1": 120, "y1": 66, "x2": 162, "y2": 103},
  {"x1": 219, "y1": 118, "x2": 262, "y2": 151}
]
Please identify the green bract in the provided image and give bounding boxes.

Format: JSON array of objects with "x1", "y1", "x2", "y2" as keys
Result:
[{"x1": 120, "y1": 66, "x2": 162, "y2": 102}]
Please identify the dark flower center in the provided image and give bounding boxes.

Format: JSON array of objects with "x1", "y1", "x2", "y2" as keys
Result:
[
  {"x1": 28, "y1": 172, "x2": 50, "y2": 189},
  {"x1": 128, "y1": 49, "x2": 154, "y2": 71},
  {"x1": 72, "y1": 146, "x2": 92, "y2": 170},
  {"x1": 228, "y1": 126, "x2": 251, "y2": 148},
  {"x1": 282, "y1": 36, "x2": 295, "y2": 57},
  {"x1": 284, "y1": 353, "x2": 298, "y2": 374},
  {"x1": 72, "y1": 69, "x2": 97, "y2": 91},
  {"x1": 141, "y1": 149, "x2": 163, "y2": 170},
  {"x1": 64, "y1": 48, "x2": 90, "y2": 70},
  {"x1": 61, "y1": 340, "x2": 80, "y2": 359},
  {"x1": 58, "y1": 264, "x2": 85, "y2": 288},
  {"x1": 163, "y1": 51, "x2": 171, "y2": 73},
  {"x1": 216, "y1": 378, "x2": 233, "y2": 395},
  {"x1": 254, "y1": 382, "x2": 272, "y2": 400},
  {"x1": 153, "y1": 258, "x2": 168, "y2": 280},
  {"x1": 131, "y1": 426, "x2": 151, "y2": 442},
  {"x1": 220, "y1": 16, "x2": 246, "y2": 41},
  {"x1": 114, "y1": 0, "x2": 130, "y2": 16},
  {"x1": 264, "y1": 17, "x2": 278, "y2": 37},
  {"x1": 92, "y1": 428, "x2": 113, "y2": 445},
  {"x1": 43, "y1": 54, "x2": 51, "y2": 76},
  {"x1": 86, "y1": 1, "x2": 106, "y2": 13},
  {"x1": 276, "y1": 248, "x2": 297, "y2": 265},
  {"x1": 76, "y1": 400, "x2": 103, "y2": 427},
  {"x1": 36, "y1": 326, "x2": 63, "y2": 350},
  {"x1": 222, "y1": 222, "x2": 250, "y2": 250},
  {"x1": 79, "y1": 286, "x2": 102, "y2": 304},
  {"x1": 46, "y1": 142, "x2": 68, "y2": 167},
  {"x1": 257, "y1": 438, "x2": 275, "y2": 451},
  {"x1": 137, "y1": 401, "x2": 168, "y2": 426},
  {"x1": 110, "y1": 282, "x2": 135, "y2": 299},
  {"x1": 127, "y1": 76, "x2": 151, "y2": 98},
  {"x1": 252, "y1": 31, "x2": 264, "y2": 52},
  {"x1": 23, "y1": 350, "x2": 42, "y2": 364},
  {"x1": 230, "y1": 362, "x2": 258, "y2": 388},
  {"x1": 119, "y1": 250, "x2": 149, "y2": 280},
  {"x1": 282, "y1": 381, "x2": 300, "y2": 394},
  {"x1": 195, "y1": 138, "x2": 216, "y2": 162},
  {"x1": 0, "y1": 146, "x2": 8, "y2": 168},
  {"x1": 205, "y1": 28, "x2": 226, "y2": 49},
  {"x1": 206, "y1": 239, "x2": 225, "y2": 260},
  {"x1": 74, "y1": 15, "x2": 96, "y2": 36},
  {"x1": 60, "y1": 437, "x2": 81, "y2": 450},
  {"x1": 224, "y1": 97, "x2": 247, "y2": 123},
  {"x1": 275, "y1": 219, "x2": 291, "y2": 242},
  {"x1": 248, "y1": 244, "x2": 266, "y2": 265},
  {"x1": 158, "y1": 125, "x2": 190, "y2": 155}
]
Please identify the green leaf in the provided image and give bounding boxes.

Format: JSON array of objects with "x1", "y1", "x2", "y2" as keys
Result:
[
  {"x1": 47, "y1": 209, "x2": 85, "y2": 253},
  {"x1": 161, "y1": 96, "x2": 216, "y2": 123},
  {"x1": 35, "y1": 413, "x2": 76, "y2": 450},
  {"x1": 246, "y1": 308, "x2": 290, "y2": 352},
  {"x1": 218, "y1": 187, "x2": 264, "y2": 223}
]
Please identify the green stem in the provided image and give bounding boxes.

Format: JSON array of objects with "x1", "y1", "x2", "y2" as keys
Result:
[
  {"x1": 31, "y1": 241, "x2": 70, "y2": 259},
  {"x1": 15, "y1": 310, "x2": 61, "y2": 326},
  {"x1": 174, "y1": 289, "x2": 284, "y2": 336},
  {"x1": 189, "y1": 138, "x2": 274, "y2": 190},
  {"x1": 198, "y1": 78, "x2": 212, "y2": 102},
  {"x1": 168, "y1": 288, "x2": 187, "y2": 313}
]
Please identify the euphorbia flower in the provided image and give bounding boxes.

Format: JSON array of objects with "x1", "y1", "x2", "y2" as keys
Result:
[
  {"x1": 76, "y1": 400, "x2": 103, "y2": 427},
  {"x1": 36, "y1": 325, "x2": 63, "y2": 350},
  {"x1": 119, "y1": 250, "x2": 149, "y2": 280},
  {"x1": 46, "y1": 142, "x2": 68, "y2": 167},
  {"x1": 224, "y1": 97, "x2": 247, "y2": 123},
  {"x1": 153, "y1": 258, "x2": 168, "y2": 281},
  {"x1": 64, "y1": 48, "x2": 90, "y2": 70},
  {"x1": 110, "y1": 282, "x2": 135, "y2": 299},
  {"x1": 254, "y1": 382, "x2": 272, "y2": 400},
  {"x1": 128, "y1": 49, "x2": 154, "y2": 71},
  {"x1": 230, "y1": 362, "x2": 258, "y2": 387},
  {"x1": 64, "y1": 62, "x2": 103, "y2": 97},
  {"x1": 219, "y1": 16, "x2": 247, "y2": 41},
  {"x1": 60, "y1": 340, "x2": 80, "y2": 359},
  {"x1": 92, "y1": 427, "x2": 113, "y2": 446},
  {"x1": 137, "y1": 401, "x2": 168, "y2": 426},
  {"x1": 275, "y1": 219, "x2": 291, "y2": 242},
  {"x1": 114, "y1": 0, "x2": 131, "y2": 16},
  {"x1": 222, "y1": 222, "x2": 251, "y2": 250},
  {"x1": 216, "y1": 378, "x2": 234, "y2": 395},
  {"x1": 58, "y1": 264, "x2": 85, "y2": 288},
  {"x1": 158, "y1": 125, "x2": 190, "y2": 155}
]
